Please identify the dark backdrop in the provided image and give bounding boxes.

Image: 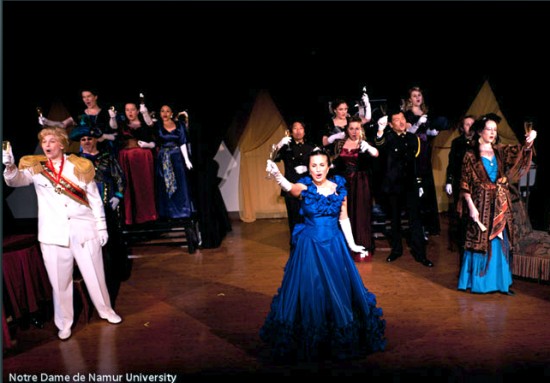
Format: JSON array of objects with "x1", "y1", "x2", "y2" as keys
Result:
[{"x1": 3, "y1": 1, "x2": 549, "y2": 229}]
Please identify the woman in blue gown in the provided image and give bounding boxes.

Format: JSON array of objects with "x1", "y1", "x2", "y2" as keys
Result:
[
  {"x1": 458, "y1": 114, "x2": 537, "y2": 294},
  {"x1": 155, "y1": 104, "x2": 195, "y2": 220},
  {"x1": 261, "y1": 148, "x2": 386, "y2": 361}
]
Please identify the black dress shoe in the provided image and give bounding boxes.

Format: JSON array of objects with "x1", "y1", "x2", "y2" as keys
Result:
[
  {"x1": 418, "y1": 258, "x2": 434, "y2": 267},
  {"x1": 386, "y1": 253, "x2": 402, "y2": 263}
]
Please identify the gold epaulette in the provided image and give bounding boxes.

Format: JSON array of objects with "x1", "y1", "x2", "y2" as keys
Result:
[
  {"x1": 67, "y1": 154, "x2": 95, "y2": 183},
  {"x1": 18, "y1": 155, "x2": 47, "y2": 175}
]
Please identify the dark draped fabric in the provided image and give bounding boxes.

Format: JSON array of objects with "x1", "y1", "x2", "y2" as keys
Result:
[{"x1": 187, "y1": 116, "x2": 232, "y2": 249}]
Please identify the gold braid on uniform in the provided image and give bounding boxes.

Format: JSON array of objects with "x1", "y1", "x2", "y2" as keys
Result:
[
  {"x1": 68, "y1": 154, "x2": 95, "y2": 183},
  {"x1": 18, "y1": 155, "x2": 47, "y2": 175}
]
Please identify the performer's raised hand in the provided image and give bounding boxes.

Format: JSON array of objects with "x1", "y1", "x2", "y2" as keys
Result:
[{"x1": 276, "y1": 136, "x2": 292, "y2": 150}]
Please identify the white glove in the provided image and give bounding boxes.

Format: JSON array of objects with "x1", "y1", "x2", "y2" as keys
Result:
[
  {"x1": 377, "y1": 116, "x2": 388, "y2": 131},
  {"x1": 39, "y1": 117, "x2": 64, "y2": 128},
  {"x1": 339, "y1": 218, "x2": 368, "y2": 255},
  {"x1": 526, "y1": 129, "x2": 537, "y2": 144},
  {"x1": 138, "y1": 140, "x2": 155, "y2": 149},
  {"x1": 361, "y1": 91, "x2": 369, "y2": 106},
  {"x1": 140, "y1": 104, "x2": 154, "y2": 126},
  {"x1": 276, "y1": 136, "x2": 292, "y2": 150},
  {"x1": 418, "y1": 115, "x2": 428, "y2": 125},
  {"x1": 419, "y1": 187, "x2": 424, "y2": 198},
  {"x1": 3, "y1": 144, "x2": 14, "y2": 167},
  {"x1": 445, "y1": 184, "x2": 453, "y2": 195},
  {"x1": 294, "y1": 165, "x2": 307, "y2": 174},
  {"x1": 109, "y1": 196, "x2": 120, "y2": 210},
  {"x1": 180, "y1": 144, "x2": 193, "y2": 170},
  {"x1": 99, "y1": 133, "x2": 118, "y2": 142},
  {"x1": 98, "y1": 230, "x2": 109, "y2": 247},
  {"x1": 178, "y1": 111, "x2": 189, "y2": 122},
  {"x1": 360, "y1": 140, "x2": 379, "y2": 156},
  {"x1": 108, "y1": 109, "x2": 117, "y2": 119},
  {"x1": 266, "y1": 159, "x2": 292, "y2": 192},
  {"x1": 426, "y1": 128, "x2": 439, "y2": 137},
  {"x1": 327, "y1": 131, "x2": 346, "y2": 144}
]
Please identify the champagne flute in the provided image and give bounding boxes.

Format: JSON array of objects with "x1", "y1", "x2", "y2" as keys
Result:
[{"x1": 265, "y1": 143, "x2": 278, "y2": 179}]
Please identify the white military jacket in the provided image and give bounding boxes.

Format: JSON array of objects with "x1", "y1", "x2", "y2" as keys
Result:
[{"x1": 4, "y1": 154, "x2": 107, "y2": 247}]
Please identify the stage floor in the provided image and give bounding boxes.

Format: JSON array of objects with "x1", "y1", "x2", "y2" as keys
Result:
[{"x1": 4, "y1": 216, "x2": 550, "y2": 382}]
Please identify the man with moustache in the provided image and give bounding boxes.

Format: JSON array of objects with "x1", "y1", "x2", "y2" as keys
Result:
[{"x1": 375, "y1": 108, "x2": 434, "y2": 267}]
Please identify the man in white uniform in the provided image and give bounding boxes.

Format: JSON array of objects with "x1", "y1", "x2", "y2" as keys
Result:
[{"x1": 3, "y1": 127, "x2": 122, "y2": 340}]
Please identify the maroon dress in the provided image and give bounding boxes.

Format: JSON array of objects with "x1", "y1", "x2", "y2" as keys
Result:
[
  {"x1": 337, "y1": 147, "x2": 373, "y2": 253},
  {"x1": 117, "y1": 123, "x2": 158, "y2": 225}
]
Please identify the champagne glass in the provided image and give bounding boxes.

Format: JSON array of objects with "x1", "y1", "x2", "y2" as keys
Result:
[
  {"x1": 265, "y1": 143, "x2": 278, "y2": 179},
  {"x1": 284, "y1": 129, "x2": 292, "y2": 152}
]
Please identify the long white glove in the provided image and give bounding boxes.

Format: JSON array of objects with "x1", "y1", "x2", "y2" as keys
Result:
[
  {"x1": 99, "y1": 132, "x2": 118, "y2": 142},
  {"x1": 358, "y1": 91, "x2": 372, "y2": 121},
  {"x1": 445, "y1": 184, "x2": 453, "y2": 195},
  {"x1": 426, "y1": 128, "x2": 439, "y2": 137},
  {"x1": 180, "y1": 144, "x2": 193, "y2": 170},
  {"x1": 38, "y1": 116, "x2": 64, "y2": 128},
  {"x1": 526, "y1": 129, "x2": 537, "y2": 145},
  {"x1": 140, "y1": 104, "x2": 154, "y2": 126},
  {"x1": 138, "y1": 140, "x2": 155, "y2": 149},
  {"x1": 327, "y1": 131, "x2": 345, "y2": 144},
  {"x1": 3, "y1": 144, "x2": 14, "y2": 167},
  {"x1": 339, "y1": 218, "x2": 368, "y2": 255},
  {"x1": 266, "y1": 159, "x2": 292, "y2": 192},
  {"x1": 377, "y1": 116, "x2": 388, "y2": 137},
  {"x1": 276, "y1": 136, "x2": 292, "y2": 150},
  {"x1": 109, "y1": 196, "x2": 120, "y2": 210},
  {"x1": 360, "y1": 140, "x2": 378, "y2": 156},
  {"x1": 108, "y1": 108, "x2": 118, "y2": 130},
  {"x1": 98, "y1": 230, "x2": 109, "y2": 247},
  {"x1": 408, "y1": 114, "x2": 428, "y2": 134}
]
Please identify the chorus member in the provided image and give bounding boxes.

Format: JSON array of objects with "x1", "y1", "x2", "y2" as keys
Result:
[
  {"x1": 273, "y1": 120, "x2": 316, "y2": 236},
  {"x1": 445, "y1": 115, "x2": 476, "y2": 263},
  {"x1": 70, "y1": 119, "x2": 128, "y2": 306},
  {"x1": 332, "y1": 116, "x2": 379, "y2": 261},
  {"x1": 376, "y1": 108, "x2": 434, "y2": 267},
  {"x1": 117, "y1": 101, "x2": 157, "y2": 225}
]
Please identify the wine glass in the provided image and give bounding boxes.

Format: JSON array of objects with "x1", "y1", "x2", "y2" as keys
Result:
[{"x1": 265, "y1": 143, "x2": 278, "y2": 179}]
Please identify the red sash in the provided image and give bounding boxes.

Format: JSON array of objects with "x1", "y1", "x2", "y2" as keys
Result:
[{"x1": 41, "y1": 162, "x2": 90, "y2": 207}]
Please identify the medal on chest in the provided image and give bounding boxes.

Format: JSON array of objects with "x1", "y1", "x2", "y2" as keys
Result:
[{"x1": 48, "y1": 156, "x2": 65, "y2": 194}]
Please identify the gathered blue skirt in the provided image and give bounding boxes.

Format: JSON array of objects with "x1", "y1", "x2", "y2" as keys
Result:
[{"x1": 260, "y1": 216, "x2": 386, "y2": 361}]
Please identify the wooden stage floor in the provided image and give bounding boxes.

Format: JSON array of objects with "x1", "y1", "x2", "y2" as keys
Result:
[{"x1": 3, "y1": 216, "x2": 550, "y2": 382}]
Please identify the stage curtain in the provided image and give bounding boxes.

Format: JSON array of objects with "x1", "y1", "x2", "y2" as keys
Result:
[{"x1": 238, "y1": 90, "x2": 288, "y2": 222}]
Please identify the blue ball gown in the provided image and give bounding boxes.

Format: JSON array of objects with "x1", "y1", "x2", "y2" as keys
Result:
[
  {"x1": 458, "y1": 156, "x2": 513, "y2": 294},
  {"x1": 260, "y1": 175, "x2": 386, "y2": 361}
]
